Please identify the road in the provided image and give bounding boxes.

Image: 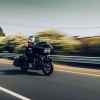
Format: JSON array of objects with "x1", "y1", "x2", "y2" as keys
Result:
[{"x1": 0, "y1": 63, "x2": 100, "y2": 100}]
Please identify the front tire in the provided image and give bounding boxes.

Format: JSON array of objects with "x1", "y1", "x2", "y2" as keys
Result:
[{"x1": 42, "y1": 63, "x2": 53, "y2": 76}]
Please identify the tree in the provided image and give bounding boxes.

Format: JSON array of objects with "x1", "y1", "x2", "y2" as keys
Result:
[
  {"x1": 79, "y1": 36, "x2": 100, "y2": 56},
  {"x1": 4, "y1": 34, "x2": 28, "y2": 53},
  {"x1": 37, "y1": 29, "x2": 81, "y2": 55},
  {"x1": 0, "y1": 27, "x2": 5, "y2": 36},
  {"x1": 0, "y1": 27, "x2": 3, "y2": 33},
  {"x1": 0, "y1": 37, "x2": 6, "y2": 52}
]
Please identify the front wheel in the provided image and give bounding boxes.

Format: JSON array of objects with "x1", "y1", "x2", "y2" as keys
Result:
[{"x1": 42, "y1": 63, "x2": 54, "y2": 76}]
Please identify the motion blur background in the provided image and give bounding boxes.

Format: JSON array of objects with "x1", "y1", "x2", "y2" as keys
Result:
[{"x1": 0, "y1": 0, "x2": 100, "y2": 56}]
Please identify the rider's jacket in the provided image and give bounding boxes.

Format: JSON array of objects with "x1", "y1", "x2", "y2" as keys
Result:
[{"x1": 25, "y1": 43, "x2": 33, "y2": 57}]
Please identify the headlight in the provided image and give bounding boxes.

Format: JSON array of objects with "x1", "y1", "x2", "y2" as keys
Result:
[{"x1": 44, "y1": 48, "x2": 51, "y2": 53}]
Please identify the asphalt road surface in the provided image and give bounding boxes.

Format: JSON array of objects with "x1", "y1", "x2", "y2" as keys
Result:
[{"x1": 0, "y1": 64, "x2": 100, "y2": 100}]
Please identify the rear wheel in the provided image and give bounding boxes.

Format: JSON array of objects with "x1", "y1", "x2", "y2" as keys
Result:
[
  {"x1": 20, "y1": 62, "x2": 28, "y2": 72},
  {"x1": 42, "y1": 63, "x2": 53, "y2": 76}
]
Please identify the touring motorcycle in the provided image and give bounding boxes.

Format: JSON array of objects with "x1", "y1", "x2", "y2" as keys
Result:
[{"x1": 13, "y1": 42, "x2": 54, "y2": 75}]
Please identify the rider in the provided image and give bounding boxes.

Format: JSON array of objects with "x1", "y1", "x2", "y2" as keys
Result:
[
  {"x1": 25, "y1": 38, "x2": 34, "y2": 63},
  {"x1": 25, "y1": 35, "x2": 40, "y2": 62}
]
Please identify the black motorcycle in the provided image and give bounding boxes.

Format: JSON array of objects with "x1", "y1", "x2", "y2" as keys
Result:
[{"x1": 13, "y1": 42, "x2": 54, "y2": 75}]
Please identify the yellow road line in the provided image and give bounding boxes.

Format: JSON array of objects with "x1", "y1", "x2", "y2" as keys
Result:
[
  {"x1": 54, "y1": 64, "x2": 100, "y2": 77},
  {"x1": 0, "y1": 59, "x2": 13, "y2": 64},
  {"x1": 55, "y1": 69, "x2": 100, "y2": 77}
]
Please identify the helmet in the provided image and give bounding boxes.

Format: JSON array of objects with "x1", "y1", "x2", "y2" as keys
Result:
[{"x1": 28, "y1": 35, "x2": 35, "y2": 42}]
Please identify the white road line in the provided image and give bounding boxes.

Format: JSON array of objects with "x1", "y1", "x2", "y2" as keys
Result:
[{"x1": 0, "y1": 86, "x2": 31, "y2": 100}]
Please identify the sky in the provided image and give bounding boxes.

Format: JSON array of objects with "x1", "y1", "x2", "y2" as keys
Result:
[{"x1": 0, "y1": 0, "x2": 100, "y2": 37}]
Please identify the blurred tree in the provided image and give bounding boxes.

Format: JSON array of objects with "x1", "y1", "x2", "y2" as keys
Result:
[
  {"x1": 0, "y1": 27, "x2": 3, "y2": 33},
  {"x1": 0, "y1": 27, "x2": 5, "y2": 36},
  {"x1": 0, "y1": 37, "x2": 6, "y2": 52},
  {"x1": 37, "y1": 30, "x2": 81, "y2": 55},
  {"x1": 4, "y1": 34, "x2": 28, "y2": 53},
  {"x1": 79, "y1": 36, "x2": 100, "y2": 56}
]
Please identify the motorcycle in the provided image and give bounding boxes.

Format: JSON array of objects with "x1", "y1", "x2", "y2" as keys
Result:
[{"x1": 13, "y1": 42, "x2": 54, "y2": 75}]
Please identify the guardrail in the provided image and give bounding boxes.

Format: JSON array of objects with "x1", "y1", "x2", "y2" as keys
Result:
[
  {"x1": 50, "y1": 55, "x2": 100, "y2": 64},
  {"x1": 0, "y1": 53, "x2": 21, "y2": 59},
  {"x1": 0, "y1": 53, "x2": 100, "y2": 64}
]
